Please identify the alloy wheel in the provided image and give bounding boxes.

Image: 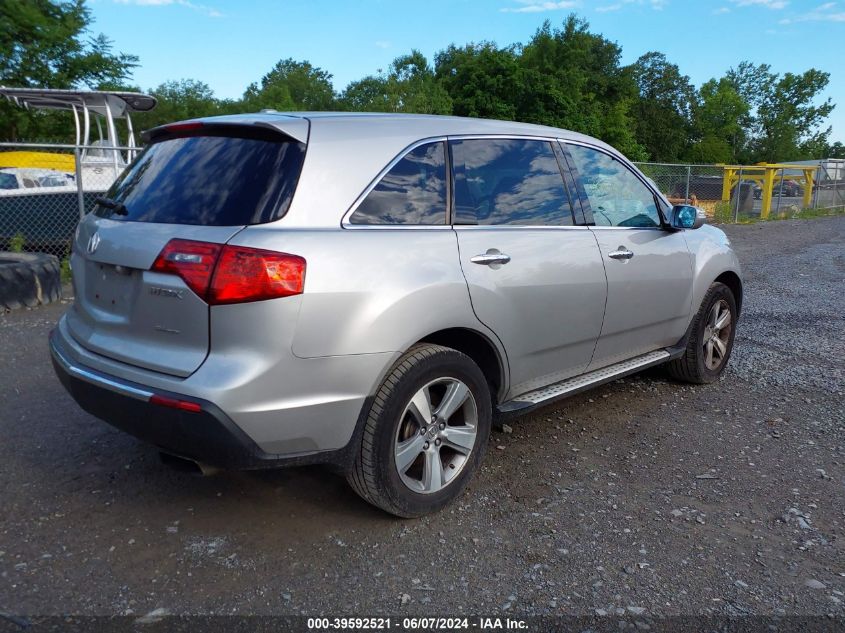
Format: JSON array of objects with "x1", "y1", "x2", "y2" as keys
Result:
[
  {"x1": 702, "y1": 299, "x2": 732, "y2": 371},
  {"x1": 393, "y1": 377, "x2": 478, "y2": 494}
]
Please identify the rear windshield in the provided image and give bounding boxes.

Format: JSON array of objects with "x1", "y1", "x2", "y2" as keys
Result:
[{"x1": 95, "y1": 133, "x2": 306, "y2": 225}]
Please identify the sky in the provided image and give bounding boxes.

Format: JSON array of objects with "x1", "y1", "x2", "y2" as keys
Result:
[{"x1": 88, "y1": 0, "x2": 844, "y2": 143}]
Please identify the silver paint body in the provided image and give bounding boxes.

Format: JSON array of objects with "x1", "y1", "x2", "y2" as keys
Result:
[{"x1": 52, "y1": 113, "x2": 742, "y2": 459}]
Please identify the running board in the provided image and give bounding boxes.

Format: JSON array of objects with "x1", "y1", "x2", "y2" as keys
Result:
[{"x1": 497, "y1": 349, "x2": 672, "y2": 415}]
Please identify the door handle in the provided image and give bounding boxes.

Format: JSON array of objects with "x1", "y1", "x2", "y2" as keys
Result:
[
  {"x1": 608, "y1": 246, "x2": 634, "y2": 261},
  {"x1": 471, "y1": 250, "x2": 511, "y2": 267}
]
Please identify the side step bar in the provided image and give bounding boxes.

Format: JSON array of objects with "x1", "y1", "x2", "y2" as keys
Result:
[{"x1": 498, "y1": 349, "x2": 674, "y2": 416}]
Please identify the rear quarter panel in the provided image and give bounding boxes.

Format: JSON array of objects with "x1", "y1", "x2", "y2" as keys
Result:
[{"x1": 228, "y1": 227, "x2": 502, "y2": 360}]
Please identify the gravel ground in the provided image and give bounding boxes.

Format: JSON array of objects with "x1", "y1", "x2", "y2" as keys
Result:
[{"x1": 0, "y1": 216, "x2": 843, "y2": 623}]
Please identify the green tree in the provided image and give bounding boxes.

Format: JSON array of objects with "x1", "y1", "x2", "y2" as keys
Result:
[
  {"x1": 339, "y1": 75, "x2": 392, "y2": 112},
  {"x1": 726, "y1": 62, "x2": 834, "y2": 162},
  {"x1": 339, "y1": 50, "x2": 452, "y2": 114},
  {"x1": 0, "y1": 0, "x2": 138, "y2": 140},
  {"x1": 435, "y1": 43, "x2": 521, "y2": 121},
  {"x1": 518, "y1": 17, "x2": 645, "y2": 159},
  {"x1": 433, "y1": 17, "x2": 646, "y2": 159},
  {"x1": 242, "y1": 58, "x2": 335, "y2": 111},
  {"x1": 826, "y1": 141, "x2": 845, "y2": 159},
  {"x1": 756, "y1": 69, "x2": 834, "y2": 161},
  {"x1": 629, "y1": 52, "x2": 694, "y2": 162},
  {"x1": 689, "y1": 78, "x2": 749, "y2": 163},
  {"x1": 687, "y1": 136, "x2": 733, "y2": 164},
  {"x1": 132, "y1": 79, "x2": 222, "y2": 129},
  {"x1": 387, "y1": 51, "x2": 452, "y2": 114}
]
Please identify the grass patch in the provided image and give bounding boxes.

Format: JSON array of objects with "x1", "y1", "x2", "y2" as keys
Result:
[
  {"x1": 711, "y1": 201, "x2": 735, "y2": 224},
  {"x1": 9, "y1": 232, "x2": 25, "y2": 253},
  {"x1": 789, "y1": 206, "x2": 845, "y2": 220},
  {"x1": 711, "y1": 205, "x2": 844, "y2": 225},
  {"x1": 60, "y1": 258, "x2": 72, "y2": 284}
]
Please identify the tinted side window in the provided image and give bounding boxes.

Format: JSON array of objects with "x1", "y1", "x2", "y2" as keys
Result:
[
  {"x1": 451, "y1": 139, "x2": 573, "y2": 226},
  {"x1": 350, "y1": 142, "x2": 447, "y2": 225},
  {"x1": 566, "y1": 144, "x2": 661, "y2": 228}
]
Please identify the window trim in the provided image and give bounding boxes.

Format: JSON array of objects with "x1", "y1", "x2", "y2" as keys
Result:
[
  {"x1": 341, "y1": 136, "x2": 451, "y2": 230},
  {"x1": 341, "y1": 133, "x2": 668, "y2": 231},
  {"x1": 555, "y1": 141, "x2": 590, "y2": 226},
  {"x1": 562, "y1": 139, "x2": 672, "y2": 230},
  {"x1": 448, "y1": 135, "x2": 579, "y2": 229}
]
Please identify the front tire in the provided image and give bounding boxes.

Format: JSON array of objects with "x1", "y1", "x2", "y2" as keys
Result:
[
  {"x1": 347, "y1": 344, "x2": 491, "y2": 518},
  {"x1": 667, "y1": 282, "x2": 737, "y2": 384}
]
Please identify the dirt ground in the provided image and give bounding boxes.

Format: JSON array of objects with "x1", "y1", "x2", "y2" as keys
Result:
[{"x1": 1, "y1": 216, "x2": 843, "y2": 624}]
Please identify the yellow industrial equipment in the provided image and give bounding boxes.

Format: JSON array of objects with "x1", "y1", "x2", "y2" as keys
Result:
[{"x1": 721, "y1": 163, "x2": 816, "y2": 219}]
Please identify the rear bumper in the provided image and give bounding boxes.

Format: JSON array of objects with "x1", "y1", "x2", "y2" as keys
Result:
[{"x1": 49, "y1": 330, "x2": 356, "y2": 470}]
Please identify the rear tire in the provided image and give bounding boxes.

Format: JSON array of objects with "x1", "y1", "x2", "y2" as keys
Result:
[
  {"x1": 347, "y1": 344, "x2": 491, "y2": 518},
  {"x1": 0, "y1": 251, "x2": 62, "y2": 311},
  {"x1": 667, "y1": 282, "x2": 737, "y2": 384}
]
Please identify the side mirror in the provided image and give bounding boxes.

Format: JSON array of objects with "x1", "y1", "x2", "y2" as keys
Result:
[{"x1": 671, "y1": 204, "x2": 706, "y2": 230}]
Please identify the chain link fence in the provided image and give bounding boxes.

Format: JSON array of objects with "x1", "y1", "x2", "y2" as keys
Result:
[
  {"x1": 636, "y1": 159, "x2": 845, "y2": 223},
  {"x1": 1, "y1": 143, "x2": 843, "y2": 263},
  {"x1": 636, "y1": 162, "x2": 727, "y2": 217},
  {"x1": 0, "y1": 142, "x2": 129, "y2": 259},
  {"x1": 814, "y1": 159, "x2": 845, "y2": 210}
]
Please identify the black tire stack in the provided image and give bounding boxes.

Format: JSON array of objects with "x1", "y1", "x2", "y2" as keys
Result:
[{"x1": 0, "y1": 252, "x2": 63, "y2": 311}]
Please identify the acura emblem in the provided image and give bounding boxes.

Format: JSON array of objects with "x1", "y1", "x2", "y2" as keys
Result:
[{"x1": 87, "y1": 232, "x2": 101, "y2": 255}]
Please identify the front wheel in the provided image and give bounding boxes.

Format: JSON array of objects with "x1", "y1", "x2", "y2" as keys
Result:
[
  {"x1": 347, "y1": 344, "x2": 491, "y2": 518},
  {"x1": 667, "y1": 282, "x2": 737, "y2": 384}
]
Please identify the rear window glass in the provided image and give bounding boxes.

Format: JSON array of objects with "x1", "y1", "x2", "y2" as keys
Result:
[{"x1": 95, "y1": 134, "x2": 306, "y2": 225}]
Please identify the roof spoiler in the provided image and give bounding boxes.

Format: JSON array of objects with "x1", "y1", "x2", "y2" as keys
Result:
[{"x1": 142, "y1": 117, "x2": 309, "y2": 145}]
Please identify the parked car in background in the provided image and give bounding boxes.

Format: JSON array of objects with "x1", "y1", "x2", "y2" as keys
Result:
[
  {"x1": 50, "y1": 113, "x2": 743, "y2": 517},
  {"x1": 753, "y1": 179, "x2": 803, "y2": 199}
]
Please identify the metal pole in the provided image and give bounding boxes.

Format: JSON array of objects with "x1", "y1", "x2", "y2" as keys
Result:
[
  {"x1": 82, "y1": 105, "x2": 90, "y2": 147},
  {"x1": 834, "y1": 162, "x2": 840, "y2": 209},
  {"x1": 71, "y1": 103, "x2": 85, "y2": 219},
  {"x1": 813, "y1": 164, "x2": 821, "y2": 209},
  {"x1": 103, "y1": 99, "x2": 120, "y2": 180},
  {"x1": 126, "y1": 112, "x2": 136, "y2": 162},
  {"x1": 71, "y1": 104, "x2": 80, "y2": 147},
  {"x1": 74, "y1": 147, "x2": 85, "y2": 220},
  {"x1": 776, "y1": 168, "x2": 784, "y2": 216},
  {"x1": 0, "y1": 141, "x2": 96, "y2": 150},
  {"x1": 685, "y1": 165, "x2": 691, "y2": 204}
]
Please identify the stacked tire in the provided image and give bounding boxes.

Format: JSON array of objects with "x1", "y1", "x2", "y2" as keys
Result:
[{"x1": 0, "y1": 252, "x2": 62, "y2": 311}]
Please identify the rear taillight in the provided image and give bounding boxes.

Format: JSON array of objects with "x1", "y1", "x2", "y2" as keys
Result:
[
  {"x1": 151, "y1": 239, "x2": 306, "y2": 305},
  {"x1": 151, "y1": 239, "x2": 221, "y2": 298},
  {"x1": 209, "y1": 245, "x2": 306, "y2": 305}
]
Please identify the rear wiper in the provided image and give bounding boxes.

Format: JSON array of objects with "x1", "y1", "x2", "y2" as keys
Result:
[{"x1": 95, "y1": 196, "x2": 128, "y2": 216}]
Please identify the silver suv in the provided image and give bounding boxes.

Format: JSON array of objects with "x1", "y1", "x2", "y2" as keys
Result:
[{"x1": 50, "y1": 113, "x2": 742, "y2": 517}]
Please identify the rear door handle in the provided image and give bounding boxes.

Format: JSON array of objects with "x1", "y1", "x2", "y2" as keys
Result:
[
  {"x1": 608, "y1": 246, "x2": 634, "y2": 261},
  {"x1": 471, "y1": 250, "x2": 511, "y2": 267}
]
